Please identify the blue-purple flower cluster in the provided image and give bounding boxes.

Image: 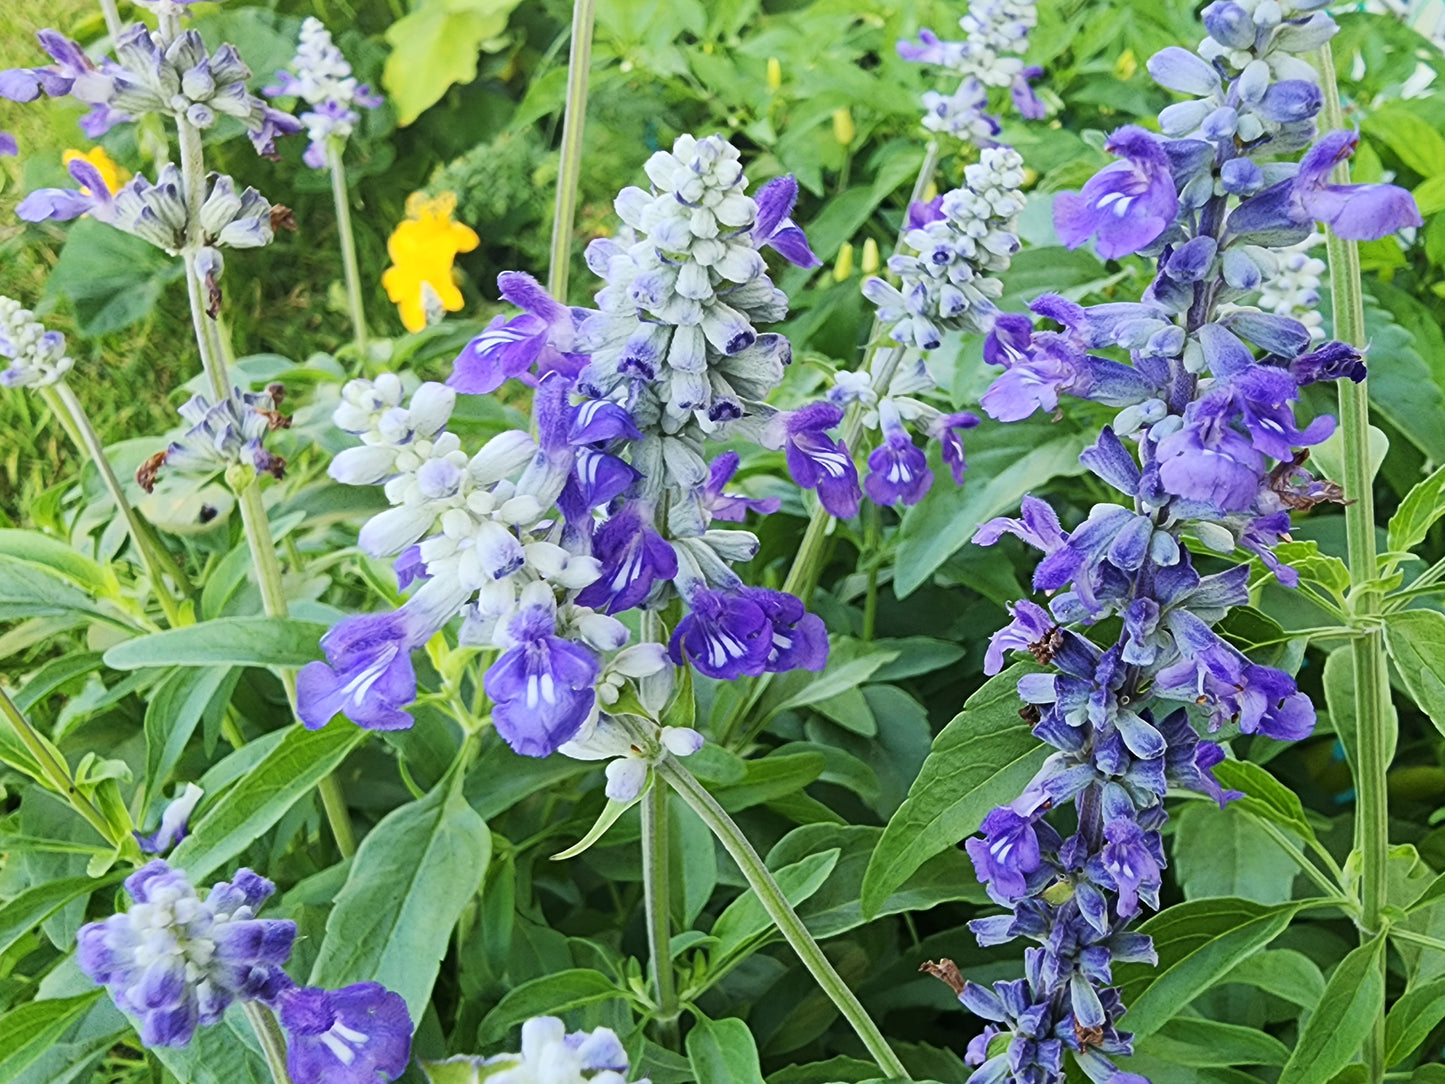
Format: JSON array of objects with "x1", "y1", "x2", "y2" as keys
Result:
[
  {"x1": 776, "y1": 147, "x2": 1028, "y2": 517},
  {"x1": 0, "y1": 21, "x2": 298, "y2": 153},
  {"x1": 299, "y1": 133, "x2": 828, "y2": 773},
  {"x1": 264, "y1": 18, "x2": 382, "y2": 170},
  {"x1": 947, "y1": 3, "x2": 1422, "y2": 1082},
  {"x1": 78, "y1": 860, "x2": 412, "y2": 1084},
  {"x1": 898, "y1": 0, "x2": 1044, "y2": 141}
]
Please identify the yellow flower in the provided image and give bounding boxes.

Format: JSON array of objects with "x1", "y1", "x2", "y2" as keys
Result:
[
  {"x1": 381, "y1": 191, "x2": 480, "y2": 333},
  {"x1": 832, "y1": 108, "x2": 856, "y2": 148},
  {"x1": 62, "y1": 146, "x2": 128, "y2": 194},
  {"x1": 1115, "y1": 49, "x2": 1138, "y2": 81},
  {"x1": 833, "y1": 242, "x2": 854, "y2": 282}
]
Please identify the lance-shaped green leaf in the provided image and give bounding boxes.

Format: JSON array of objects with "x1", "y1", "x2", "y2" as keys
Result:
[
  {"x1": 103, "y1": 617, "x2": 328, "y2": 670},
  {"x1": 310, "y1": 770, "x2": 490, "y2": 1020},
  {"x1": 171, "y1": 723, "x2": 366, "y2": 881},
  {"x1": 0, "y1": 872, "x2": 123, "y2": 957},
  {"x1": 1277, "y1": 934, "x2": 1386, "y2": 1084},
  {"x1": 1114, "y1": 898, "x2": 1305, "y2": 1038},
  {"x1": 0, "y1": 991, "x2": 103, "y2": 1081},
  {"x1": 477, "y1": 970, "x2": 633, "y2": 1044},
  {"x1": 861, "y1": 664, "x2": 1047, "y2": 917},
  {"x1": 687, "y1": 1016, "x2": 766, "y2": 1084},
  {"x1": 1384, "y1": 609, "x2": 1445, "y2": 738}
]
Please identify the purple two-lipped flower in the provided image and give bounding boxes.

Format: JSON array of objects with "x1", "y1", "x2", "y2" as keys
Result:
[{"x1": 450, "y1": 272, "x2": 589, "y2": 394}]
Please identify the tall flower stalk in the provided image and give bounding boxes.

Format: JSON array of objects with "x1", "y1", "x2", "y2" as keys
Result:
[
  {"x1": 935, "y1": 1, "x2": 1420, "y2": 1079},
  {"x1": 1315, "y1": 40, "x2": 1391, "y2": 1082},
  {"x1": 546, "y1": 0, "x2": 598, "y2": 302},
  {"x1": 8, "y1": 3, "x2": 358, "y2": 857},
  {"x1": 264, "y1": 18, "x2": 383, "y2": 361}
]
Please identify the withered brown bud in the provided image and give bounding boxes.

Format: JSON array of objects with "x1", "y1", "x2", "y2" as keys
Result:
[
  {"x1": 920, "y1": 958, "x2": 966, "y2": 996},
  {"x1": 1028, "y1": 626, "x2": 1064, "y2": 665},
  {"x1": 270, "y1": 205, "x2": 297, "y2": 233},
  {"x1": 135, "y1": 450, "x2": 166, "y2": 494}
]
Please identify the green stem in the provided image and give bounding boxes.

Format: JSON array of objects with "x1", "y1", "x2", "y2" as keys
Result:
[
  {"x1": 170, "y1": 70, "x2": 230, "y2": 401},
  {"x1": 1318, "y1": 42, "x2": 1390, "y2": 1084},
  {"x1": 641, "y1": 781, "x2": 680, "y2": 1048},
  {"x1": 96, "y1": 0, "x2": 124, "y2": 40},
  {"x1": 236, "y1": 484, "x2": 358, "y2": 858},
  {"x1": 862, "y1": 503, "x2": 881, "y2": 641},
  {"x1": 47, "y1": 383, "x2": 185, "y2": 627},
  {"x1": 659, "y1": 757, "x2": 910, "y2": 1078},
  {"x1": 546, "y1": 0, "x2": 598, "y2": 302},
  {"x1": 241, "y1": 1001, "x2": 295, "y2": 1084},
  {"x1": 0, "y1": 686, "x2": 118, "y2": 847},
  {"x1": 327, "y1": 142, "x2": 369, "y2": 364},
  {"x1": 1388, "y1": 928, "x2": 1445, "y2": 955}
]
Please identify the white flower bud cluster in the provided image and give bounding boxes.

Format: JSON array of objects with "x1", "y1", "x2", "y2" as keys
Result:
[
  {"x1": 329, "y1": 376, "x2": 603, "y2": 635},
  {"x1": 863, "y1": 146, "x2": 1025, "y2": 349},
  {"x1": 0, "y1": 297, "x2": 74, "y2": 388},
  {"x1": 955, "y1": 0, "x2": 1039, "y2": 87},
  {"x1": 1196, "y1": 0, "x2": 1337, "y2": 81},
  {"x1": 578, "y1": 134, "x2": 790, "y2": 429}
]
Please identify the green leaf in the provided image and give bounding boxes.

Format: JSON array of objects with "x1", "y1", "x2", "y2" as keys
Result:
[
  {"x1": 0, "y1": 531, "x2": 113, "y2": 597},
  {"x1": 1137, "y1": 1018, "x2": 1290, "y2": 1067},
  {"x1": 1384, "y1": 976, "x2": 1445, "y2": 1066},
  {"x1": 310, "y1": 770, "x2": 489, "y2": 1020},
  {"x1": 1114, "y1": 898, "x2": 1303, "y2": 1038},
  {"x1": 383, "y1": 0, "x2": 524, "y2": 125},
  {"x1": 1407, "y1": 870, "x2": 1445, "y2": 915},
  {"x1": 861, "y1": 664, "x2": 1048, "y2": 917},
  {"x1": 767, "y1": 647, "x2": 899, "y2": 717},
  {"x1": 710, "y1": 849, "x2": 840, "y2": 965},
  {"x1": 1172, "y1": 803, "x2": 1298, "y2": 904},
  {"x1": 1278, "y1": 934, "x2": 1386, "y2": 1084},
  {"x1": 103, "y1": 617, "x2": 328, "y2": 670},
  {"x1": 0, "y1": 873, "x2": 122, "y2": 957},
  {"x1": 0, "y1": 557, "x2": 112, "y2": 624},
  {"x1": 767, "y1": 824, "x2": 984, "y2": 940},
  {"x1": 1220, "y1": 949, "x2": 1326, "y2": 1009},
  {"x1": 1363, "y1": 105, "x2": 1445, "y2": 177},
  {"x1": 551, "y1": 794, "x2": 643, "y2": 860},
  {"x1": 686, "y1": 1016, "x2": 766, "y2": 1084},
  {"x1": 1213, "y1": 759, "x2": 1316, "y2": 841},
  {"x1": 151, "y1": 1007, "x2": 271, "y2": 1084},
  {"x1": 43, "y1": 218, "x2": 185, "y2": 335},
  {"x1": 0, "y1": 992, "x2": 103, "y2": 1081},
  {"x1": 1271, "y1": 541, "x2": 1350, "y2": 598},
  {"x1": 171, "y1": 723, "x2": 366, "y2": 881},
  {"x1": 1386, "y1": 462, "x2": 1445, "y2": 557},
  {"x1": 1384, "y1": 609, "x2": 1445, "y2": 738},
  {"x1": 895, "y1": 431, "x2": 1088, "y2": 597},
  {"x1": 711, "y1": 752, "x2": 827, "y2": 813},
  {"x1": 478, "y1": 969, "x2": 630, "y2": 1043},
  {"x1": 144, "y1": 666, "x2": 236, "y2": 799}
]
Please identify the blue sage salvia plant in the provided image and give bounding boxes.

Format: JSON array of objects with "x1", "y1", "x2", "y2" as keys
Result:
[
  {"x1": 0, "y1": 20, "x2": 300, "y2": 152},
  {"x1": 899, "y1": 0, "x2": 1044, "y2": 140},
  {"x1": 265, "y1": 17, "x2": 382, "y2": 170},
  {"x1": 303, "y1": 133, "x2": 827, "y2": 768},
  {"x1": 77, "y1": 860, "x2": 297, "y2": 1047},
  {"x1": 77, "y1": 860, "x2": 414, "y2": 1082},
  {"x1": 782, "y1": 146, "x2": 1026, "y2": 515},
  {"x1": 941, "y1": 2, "x2": 1423, "y2": 1081}
]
